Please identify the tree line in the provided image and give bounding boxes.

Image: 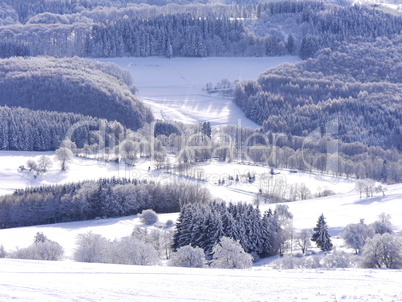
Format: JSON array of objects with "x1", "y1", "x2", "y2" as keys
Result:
[
  {"x1": 2, "y1": 1, "x2": 400, "y2": 59},
  {"x1": 0, "y1": 178, "x2": 211, "y2": 228},
  {"x1": 0, "y1": 106, "x2": 128, "y2": 151}
]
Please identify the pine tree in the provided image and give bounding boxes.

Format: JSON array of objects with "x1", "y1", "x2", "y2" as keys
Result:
[{"x1": 311, "y1": 214, "x2": 333, "y2": 251}]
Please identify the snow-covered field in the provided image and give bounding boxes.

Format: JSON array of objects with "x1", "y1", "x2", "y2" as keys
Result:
[
  {"x1": 0, "y1": 149, "x2": 356, "y2": 200},
  {"x1": 97, "y1": 56, "x2": 300, "y2": 128},
  {"x1": 1, "y1": 258, "x2": 402, "y2": 302}
]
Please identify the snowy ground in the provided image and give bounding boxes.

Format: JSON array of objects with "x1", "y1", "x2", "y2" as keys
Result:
[
  {"x1": 1, "y1": 259, "x2": 402, "y2": 302},
  {"x1": 97, "y1": 56, "x2": 300, "y2": 128}
]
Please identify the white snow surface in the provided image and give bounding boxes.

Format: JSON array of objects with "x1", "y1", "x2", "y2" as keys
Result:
[
  {"x1": 97, "y1": 56, "x2": 300, "y2": 128},
  {"x1": 1, "y1": 258, "x2": 402, "y2": 302}
]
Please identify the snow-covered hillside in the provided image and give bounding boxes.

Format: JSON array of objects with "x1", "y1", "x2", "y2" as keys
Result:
[
  {"x1": 97, "y1": 57, "x2": 300, "y2": 128},
  {"x1": 1, "y1": 182, "x2": 401, "y2": 258}
]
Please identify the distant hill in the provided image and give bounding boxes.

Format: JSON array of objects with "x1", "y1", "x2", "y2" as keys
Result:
[
  {"x1": 234, "y1": 36, "x2": 402, "y2": 151},
  {"x1": 0, "y1": 57, "x2": 153, "y2": 130}
]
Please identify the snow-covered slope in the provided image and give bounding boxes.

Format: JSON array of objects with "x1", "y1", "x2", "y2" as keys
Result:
[
  {"x1": 96, "y1": 56, "x2": 300, "y2": 128},
  {"x1": 1, "y1": 183, "x2": 401, "y2": 258}
]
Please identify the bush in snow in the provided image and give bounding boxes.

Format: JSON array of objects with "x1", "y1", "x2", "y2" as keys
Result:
[
  {"x1": 131, "y1": 226, "x2": 174, "y2": 260},
  {"x1": 273, "y1": 254, "x2": 322, "y2": 269},
  {"x1": 169, "y1": 245, "x2": 206, "y2": 268},
  {"x1": 74, "y1": 232, "x2": 111, "y2": 263},
  {"x1": 109, "y1": 236, "x2": 160, "y2": 266},
  {"x1": 321, "y1": 250, "x2": 352, "y2": 269},
  {"x1": 211, "y1": 237, "x2": 253, "y2": 269},
  {"x1": 10, "y1": 235, "x2": 64, "y2": 261},
  {"x1": 140, "y1": 209, "x2": 159, "y2": 225},
  {"x1": 0, "y1": 245, "x2": 6, "y2": 258},
  {"x1": 74, "y1": 231, "x2": 161, "y2": 265},
  {"x1": 165, "y1": 220, "x2": 174, "y2": 228},
  {"x1": 273, "y1": 254, "x2": 303, "y2": 269},
  {"x1": 361, "y1": 233, "x2": 402, "y2": 269}
]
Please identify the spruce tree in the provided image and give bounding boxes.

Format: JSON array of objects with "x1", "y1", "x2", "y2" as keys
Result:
[{"x1": 311, "y1": 214, "x2": 333, "y2": 251}]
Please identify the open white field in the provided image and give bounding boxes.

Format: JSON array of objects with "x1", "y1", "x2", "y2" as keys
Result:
[
  {"x1": 97, "y1": 56, "x2": 300, "y2": 128},
  {"x1": 1, "y1": 258, "x2": 401, "y2": 302}
]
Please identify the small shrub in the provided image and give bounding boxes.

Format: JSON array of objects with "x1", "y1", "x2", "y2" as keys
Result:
[
  {"x1": 321, "y1": 250, "x2": 351, "y2": 269},
  {"x1": 165, "y1": 220, "x2": 174, "y2": 228},
  {"x1": 169, "y1": 245, "x2": 205, "y2": 268},
  {"x1": 274, "y1": 255, "x2": 302, "y2": 269},
  {"x1": 140, "y1": 209, "x2": 159, "y2": 225},
  {"x1": 274, "y1": 255, "x2": 322, "y2": 269}
]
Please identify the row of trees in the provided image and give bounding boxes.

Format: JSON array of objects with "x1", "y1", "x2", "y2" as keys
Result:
[
  {"x1": 0, "y1": 106, "x2": 129, "y2": 151},
  {"x1": 0, "y1": 178, "x2": 211, "y2": 228},
  {"x1": 2, "y1": 1, "x2": 400, "y2": 58}
]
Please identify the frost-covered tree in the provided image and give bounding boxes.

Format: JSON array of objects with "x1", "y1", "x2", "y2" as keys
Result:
[
  {"x1": 211, "y1": 237, "x2": 253, "y2": 269},
  {"x1": 169, "y1": 245, "x2": 205, "y2": 268},
  {"x1": 10, "y1": 233, "x2": 63, "y2": 261},
  {"x1": 342, "y1": 219, "x2": 375, "y2": 254},
  {"x1": 372, "y1": 213, "x2": 393, "y2": 235},
  {"x1": 362, "y1": 233, "x2": 402, "y2": 269},
  {"x1": 296, "y1": 229, "x2": 312, "y2": 254},
  {"x1": 38, "y1": 155, "x2": 53, "y2": 172},
  {"x1": 74, "y1": 232, "x2": 110, "y2": 263},
  {"x1": 0, "y1": 245, "x2": 7, "y2": 258},
  {"x1": 139, "y1": 209, "x2": 159, "y2": 225},
  {"x1": 110, "y1": 236, "x2": 160, "y2": 266},
  {"x1": 55, "y1": 147, "x2": 73, "y2": 171},
  {"x1": 311, "y1": 214, "x2": 333, "y2": 251},
  {"x1": 26, "y1": 159, "x2": 38, "y2": 172}
]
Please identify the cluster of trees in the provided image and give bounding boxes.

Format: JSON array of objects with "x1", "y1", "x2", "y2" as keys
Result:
[
  {"x1": 235, "y1": 36, "x2": 402, "y2": 150},
  {"x1": 0, "y1": 106, "x2": 129, "y2": 151},
  {"x1": 297, "y1": 5, "x2": 402, "y2": 59},
  {"x1": 1, "y1": 1, "x2": 401, "y2": 59},
  {"x1": 275, "y1": 213, "x2": 402, "y2": 269},
  {"x1": 233, "y1": 37, "x2": 402, "y2": 183},
  {"x1": 0, "y1": 178, "x2": 211, "y2": 228},
  {"x1": 6, "y1": 232, "x2": 64, "y2": 261},
  {"x1": 0, "y1": 57, "x2": 153, "y2": 130},
  {"x1": 173, "y1": 202, "x2": 296, "y2": 259}
]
